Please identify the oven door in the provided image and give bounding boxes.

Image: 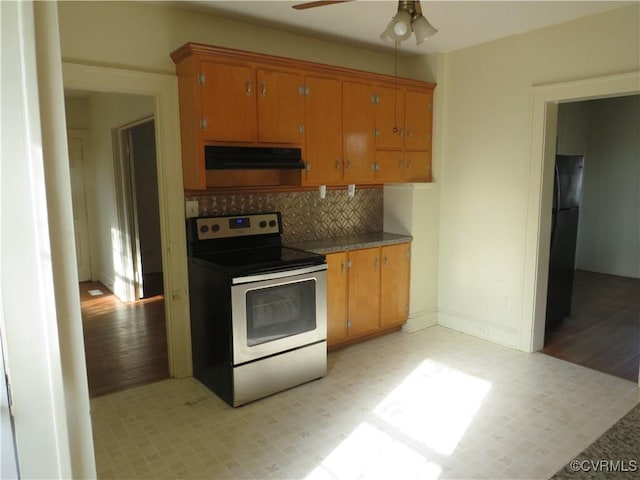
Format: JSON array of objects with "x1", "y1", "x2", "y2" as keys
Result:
[{"x1": 230, "y1": 264, "x2": 327, "y2": 365}]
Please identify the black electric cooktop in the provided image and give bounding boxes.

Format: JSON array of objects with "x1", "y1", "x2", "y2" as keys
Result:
[{"x1": 192, "y1": 246, "x2": 325, "y2": 277}]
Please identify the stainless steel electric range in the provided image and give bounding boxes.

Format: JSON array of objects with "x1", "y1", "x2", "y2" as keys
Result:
[{"x1": 186, "y1": 212, "x2": 327, "y2": 407}]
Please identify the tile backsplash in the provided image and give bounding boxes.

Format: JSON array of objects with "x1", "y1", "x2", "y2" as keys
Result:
[{"x1": 186, "y1": 187, "x2": 383, "y2": 243}]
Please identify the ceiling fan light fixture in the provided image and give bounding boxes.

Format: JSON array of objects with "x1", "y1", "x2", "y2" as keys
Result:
[
  {"x1": 381, "y1": 1, "x2": 437, "y2": 46},
  {"x1": 412, "y1": 15, "x2": 438, "y2": 45},
  {"x1": 386, "y1": 9, "x2": 412, "y2": 41},
  {"x1": 379, "y1": 29, "x2": 397, "y2": 45}
]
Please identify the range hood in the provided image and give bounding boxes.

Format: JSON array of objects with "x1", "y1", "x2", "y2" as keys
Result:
[{"x1": 205, "y1": 146, "x2": 305, "y2": 170}]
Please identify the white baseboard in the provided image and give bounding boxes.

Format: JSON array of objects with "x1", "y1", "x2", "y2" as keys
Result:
[
  {"x1": 437, "y1": 310, "x2": 521, "y2": 350},
  {"x1": 402, "y1": 309, "x2": 438, "y2": 333}
]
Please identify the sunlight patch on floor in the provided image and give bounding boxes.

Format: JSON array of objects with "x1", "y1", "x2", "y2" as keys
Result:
[
  {"x1": 306, "y1": 359, "x2": 491, "y2": 479},
  {"x1": 306, "y1": 422, "x2": 442, "y2": 480},
  {"x1": 375, "y1": 358, "x2": 492, "y2": 455}
]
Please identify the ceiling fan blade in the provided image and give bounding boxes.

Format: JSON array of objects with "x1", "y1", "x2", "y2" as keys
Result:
[{"x1": 292, "y1": 1, "x2": 354, "y2": 11}]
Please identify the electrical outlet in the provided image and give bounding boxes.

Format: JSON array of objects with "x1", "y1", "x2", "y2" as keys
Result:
[{"x1": 185, "y1": 200, "x2": 198, "y2": 218}]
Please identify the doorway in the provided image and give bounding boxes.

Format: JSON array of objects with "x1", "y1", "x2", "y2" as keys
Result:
[
  {"x1": 525, "y1": 71, "x2": 640, "y2": 386},
  {"x1": 65, "y1": 92, "x2": 170, "y2": 396},
  {"x1": 116, "y1": 118, "x2": 164, "y2": 300},
  {"x1": 542, "y1": 95, "x2": 640, "y2": 382}
]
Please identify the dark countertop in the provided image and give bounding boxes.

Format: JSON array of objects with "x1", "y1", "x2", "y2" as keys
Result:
[{"x1": 286, "y1": 232, "x2": 412, "y2": 254}]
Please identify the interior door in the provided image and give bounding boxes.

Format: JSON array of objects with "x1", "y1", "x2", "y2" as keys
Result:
[
  {"x1": 127, "y1": 120, "x2": 164, "y2": 299},
  {"x1": 67, "y1": 132, "x2": 92, "y2": 281}
]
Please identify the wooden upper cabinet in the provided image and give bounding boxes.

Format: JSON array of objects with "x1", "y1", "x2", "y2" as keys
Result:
[
  {"x1": 256, "y1": 67, "x2": 304, "y2": 144},
  {"x1": 343, "y1": 80, "x2": 376, "y2": 183},
  {"x1": 405, "y1": 150, "x2": 432, "y2": 182},
  {"x1": 375, "y1": 150, "x2": 406, "y2": 184},
  {"x1": 375, "y1": 84, "x2": 405, "y2": 150},
  {"x1": 404, "y1": 88, "x2": 433, "y2": 152},
  {"x1": 303, "y1": 75, "x2": 343, "y2": 185},
  {"x1": 374, "y1": 83, "x2": 434, "y2": 183},
  {"x1": 200, "y1": 59, "x2": 257, "y2": 143},
  {"x1": 170, "y1": 43, "x2": 435, "y2": 189}
]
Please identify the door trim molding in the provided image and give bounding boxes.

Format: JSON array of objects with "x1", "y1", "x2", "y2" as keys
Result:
[
  {"x1": 521, "y1": 71, "x2": 640, "y2": 363},
  {"x1": 62, "y1": 62, "x2": 193, "y2": 378},
  {"x1": 67, "y1": 129, "x2": 92, "y2": 281}
]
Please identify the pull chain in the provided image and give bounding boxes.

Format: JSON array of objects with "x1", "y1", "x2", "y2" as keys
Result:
[{"x1": 393, "y1": 42, "x2": 399, "y2": 134}]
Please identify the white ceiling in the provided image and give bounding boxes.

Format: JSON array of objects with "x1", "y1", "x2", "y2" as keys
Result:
[{"x1": 174, "y1": 0, "x2": 633, "y2": 56}]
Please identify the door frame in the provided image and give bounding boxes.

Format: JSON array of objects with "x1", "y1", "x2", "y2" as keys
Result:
[
  {"x1": 67, "y1": 129, "x2": 93, "y2": 282},
  {"x1": 521, "y1": 71, "x2": 640, "y2": 386},
  {"x1": 62, "y1": 62, "x2": 192, "y2": 379}
]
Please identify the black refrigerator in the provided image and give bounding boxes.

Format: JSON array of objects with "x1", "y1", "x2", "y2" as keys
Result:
[{"x1": 545, "y1": 154, "x2": 584, "y2": 333}]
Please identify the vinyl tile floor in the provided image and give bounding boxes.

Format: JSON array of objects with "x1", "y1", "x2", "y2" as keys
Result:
[{"x1": 91, "y1": 326, "x2": 639, "y2": 480}]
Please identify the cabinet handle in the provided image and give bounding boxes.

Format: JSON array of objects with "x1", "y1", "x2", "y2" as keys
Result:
[
  {"x1": 399, "y1": 128, "x2": 405, "y2": 138},
  {"x1": 260, "y1": 80, "x2": 266, "y2": 97},
  {"x1": 346, "y1": 160, "x2": 351, "y2": 171},
  {"x1": 335, "y1": 159, "x2": 340, "y2": 171},
  {"x1": 398, "y1": 158, "x2": 403, "y2": 169},
  {"x1": 374, "y1": 256, "x2": 379, "y2": 270},
  {"x1": 407, "y1": 128, "x2": 413, "y2": 139},
  {"x1": 407, "y1": 159, "x2": 413, "y2": 169},
  {"x1": 383, "y1": 254, "x2": 388, "y2": 267},
  {"x1": 340, "y1": 261, "x2": 345, "y2": 274},
  {"x1": 245, "y1": 79, "x2": 252, "y2": 96}
]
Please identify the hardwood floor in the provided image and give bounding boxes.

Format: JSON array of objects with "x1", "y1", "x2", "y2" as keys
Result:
[
  {"x1": 543, "y1": 269, "x2": 640, "y2": 383},
  {"x1": 80, "y1": 282, "x2": 169, "y2": 397}
]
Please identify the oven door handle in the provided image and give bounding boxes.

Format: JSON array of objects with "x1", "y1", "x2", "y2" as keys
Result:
[{"x1": 232, "y1": 263, "x2": 327, "y2": 285}]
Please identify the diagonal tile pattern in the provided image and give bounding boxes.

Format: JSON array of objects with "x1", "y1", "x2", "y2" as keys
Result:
[{"x1": 91, "y1": 326, "x2": 639, "y2": 480}]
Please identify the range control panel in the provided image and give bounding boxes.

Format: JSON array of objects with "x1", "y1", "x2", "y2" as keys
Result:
[{"x1": 195, "y1": 213, "x2": 280, "y2": 240}]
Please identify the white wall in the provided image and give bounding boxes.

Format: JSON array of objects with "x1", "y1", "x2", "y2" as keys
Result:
[
  {"x1": 86, "y1": 93, "x2": 154, "y2": 295},
  {"x1": 575, "y1": 96, "x2": 640, "y2": 278},
  {"x1": 64, "y1": 96, "x2": 90, "y2": 129},
  {"x1": 437, "y1": 5, "x2": 639, "y2": 348},
  {"x1": 57, "y1": 1, "x2": 410, "y2": 78},
  {"x1": 1, "y1": 1, "x2": 77, "y2": 476}
]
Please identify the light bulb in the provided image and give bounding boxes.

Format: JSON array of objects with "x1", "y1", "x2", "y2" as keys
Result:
[{"x1": 393, "y1": 22, "x2": 408, "y2": 36}]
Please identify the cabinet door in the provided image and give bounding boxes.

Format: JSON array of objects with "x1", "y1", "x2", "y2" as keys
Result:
[
  {"x1": 256, "y1": 67, "x2": 304, "y2": 144},
  {"x1": 376, "y1": 150, "x2": 405, "y2": 184},
  {"x1": 380, "y1": 243, "x2": 411, "y2": 327},
  {"x1": 200, "y1": 60, "x2": 257, "y2": 142},
  {"x1": 404, "y1": 88, "x2": 433, "y2": 152},
  {"x1": 405, "y1": 150, "x2": 432, "y2": 182},
  {"x1": 304, "y1": 75, "x2": 343, "y2": 185},
  {"x1": 347, "y1": 248, "x2": 381, "y2": 336},
  {"x1": 326, "y1": 252, "x2": 348, "y2": 346},
  {"x1": 375, "y1": 84, "x2": 405, "y2": 150},
  {"x1": 343, "y1": 80, "x2": 376, "y2": 183}
]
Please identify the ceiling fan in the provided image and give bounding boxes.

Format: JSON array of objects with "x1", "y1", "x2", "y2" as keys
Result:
[
  {"x1": 292, "y1": 1, "x2": 354, "y2": 11},
  {"x1": 292, "y1": 0, "x2": 437, "y2": 45}
]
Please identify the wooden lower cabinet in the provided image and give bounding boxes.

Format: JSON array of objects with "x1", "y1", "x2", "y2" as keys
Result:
[
  {"x1": 326, "y1": 252, "x2": 348, "y2": 345},
  {"x1": 380, "y1": 243, "x2": 411, "y2": 327},
  {"x1": 347, "y1": 248, "x2": 381, "y2": 337},
  {"x1": 326, "y1": 243, "x2": 411, "y2": 349}
]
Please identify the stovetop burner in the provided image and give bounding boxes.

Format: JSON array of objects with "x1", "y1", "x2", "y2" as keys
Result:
[
  {"x1": 187, "y1": 212, "x2": 325, "y2": 277},
  {"x1": 193, "y1": 246, "x2": 324, "y2": 276}
]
